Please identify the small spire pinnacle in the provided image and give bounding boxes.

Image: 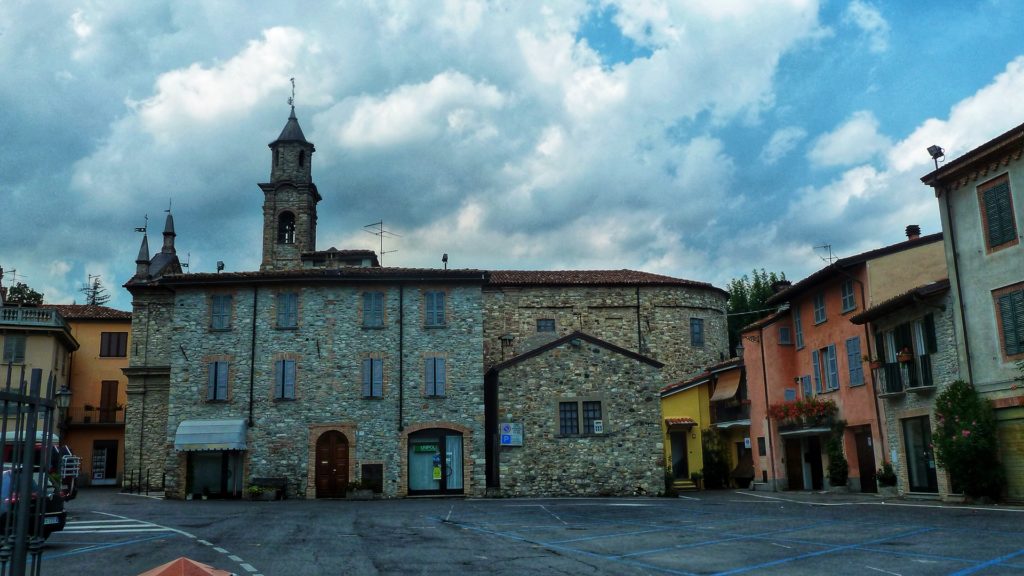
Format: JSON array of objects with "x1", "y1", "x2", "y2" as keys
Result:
[
  {"x1": 288, "y1": 77, "x2": 295, "y2": 113},
  {"x1": 162, "y1": 209, "x2": 176, "y2": 255}
]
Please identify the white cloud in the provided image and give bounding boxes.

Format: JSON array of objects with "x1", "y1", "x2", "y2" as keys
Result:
[
  {"x1": 809, "y1": 111, "x2": 892, "y2": 168},
  {"x1": 760, "y1": 126, "x2": 807, "y2": 165},
  {"x1": 843, "y1": 0, "x2": 889, "y2": 53}
]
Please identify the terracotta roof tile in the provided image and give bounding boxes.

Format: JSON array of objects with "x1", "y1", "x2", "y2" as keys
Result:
[
  {"x1": 42, "y1": 304, "x2": 131, "y2": 320},
  {"x1": 487, "y1": 269, "x2": 727, "y2": 295},
  {"x1": 849, "y1": 279, "x2": 950, "y2": 324}
]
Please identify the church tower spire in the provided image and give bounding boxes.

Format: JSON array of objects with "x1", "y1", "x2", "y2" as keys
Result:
[{"x1": 259, "y1": 97, "x2": 320, "y2": 271}]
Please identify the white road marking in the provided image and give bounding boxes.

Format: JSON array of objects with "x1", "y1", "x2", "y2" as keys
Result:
[
  {"x1": 197, "y1": 539, "x2": 213, "y2": 546},
  {"x1": 733, "y1": 491, "x2": 1024, "y2": 512},
  {"x1": 240, "y1": 563, "x2": 258, "y2": 573},
  {"x1": 213, "y1": 547, "x2": 229, "y2": 554},
  {"x1": 771, "y1": 543, "x2": 793, "y2": 549},
  {"x1": 228, "y1": 555, "x2": 243, "y2": 562},
  {"x1": 866, "y1": 566, "x2": 902, "y2": 576},
  {"x1": 540, "y1": 505, "x2": 569, "y2": 526},
  {"x1": 676, "y1": 495, "x2": 700, "y2": 501}
]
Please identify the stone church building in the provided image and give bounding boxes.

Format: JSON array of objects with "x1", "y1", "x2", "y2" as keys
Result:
[{"x1": 123, "y1": 108, "x2": 728, "y2": 499}]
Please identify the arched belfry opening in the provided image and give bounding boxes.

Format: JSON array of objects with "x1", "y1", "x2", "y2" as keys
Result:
[{"x1": 278, "y1": 211, "x2": 296, "y2": 244}]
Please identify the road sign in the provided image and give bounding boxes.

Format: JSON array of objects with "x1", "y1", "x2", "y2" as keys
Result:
[{"x1": 499, "y1": 423, "x2": 523, "y2": 446}]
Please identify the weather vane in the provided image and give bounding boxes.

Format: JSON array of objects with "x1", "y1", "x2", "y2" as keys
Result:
[
  {"x1": 288, "y1": 77, "x2": 295, "y2": 108},
  {"x1": 165, "y1": 198, "x2": 172, "y2": 214},
  {"x1": 134, "y1": 214, "x2": 149, "y2": 233}
]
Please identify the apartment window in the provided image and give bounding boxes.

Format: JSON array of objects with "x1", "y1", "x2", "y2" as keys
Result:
[
  {"x1": 207, "y1": 361, "x2": 229, "y2": 401},
  {"x1": 424, "y1": 357, "x2": 446, "y2": 397},
  {"x1": 845, "y1": 336, "x2": 864, "y2": 386},
  {"x1": 362, "y1": 358, "x2": 383, "y2": 398},
  {"x1": 813, "y1": 292, "x2": 826, "y2": 324},
  {"x1": 841, "y1": 280, "x2": 856, "y2": 313},
  {"x1": 979, "y1": 176, "x2": 1018, "y2": 252},
  {"x1": 2, "y1": 335, "x2": 26, "y2": 364},
  {"x1": 757, "y1": 437, "x2": 766, "y2": 457},
  {"x1": 690, "y1": 318, "x2": 704, "y2": 347},
  {"x1": 778, "y1": 326, "x2": 792, "y2": 346},
  {"x1": 995, "y1": 284, "x2": 1024, "y2": 357},
  {"x1": 813, "y1": 345, "x2": 839, "y2": 391},
  {"x1": 424, "y1": 291, "x2": 446, "y2": 327},
  {"x1": 211, "y1": 295, "x2": 232, "y2": 330},
  {"x1": 784, "y1": 389, "x2": 797, "y2": 401},
  {"x1": 277, "y1": 292, "x2": 298, "y2": 329},
  {"x1": 274, "y1": 359, "x2": 296, "y2": 400},
  {"x1": 363, "y1": 292, "x2": 384, "y2": 327},
  {"x1": 99, "y1": 332, "x2": 128, "y2": 357},
  {"x1": 536, "y1": 319, "x2": 555, "y2": 332},
  {"x1": 558, "y1": 400, "x2": 603, "y2": 435},
  {"x1": 793, "y1": 307, "x2": 804, "y2": 349}
]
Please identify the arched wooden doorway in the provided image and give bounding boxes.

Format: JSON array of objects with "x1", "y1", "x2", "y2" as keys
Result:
[{"x1": 315, "y1": 431, "x2": 349, "y2": 498}]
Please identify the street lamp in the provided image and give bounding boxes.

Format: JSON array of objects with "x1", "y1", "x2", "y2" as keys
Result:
[{"x1": 55, "y1": 385, "x2": 72, "y2": 438}]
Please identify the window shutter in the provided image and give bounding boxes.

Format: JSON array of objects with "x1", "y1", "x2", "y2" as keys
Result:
[
  {"x1": 3, "y1": 337, "x2": 15, "y2": 362},
  {"x1": 794, "y1": 308, "x2": 804, "y2": 349},
  {"x1": 207, "y1": 362, "x2": 217, "y2": 400},
  {"x1": 801, "y1": 375, "x2": 812, "y2": 398},
  {"x1": 274, "y1": 360, "x2": 283, "y2": 398},
  {"x1": 373, "y1": 358, "x2": 383, "y2": 396},
  {"x1": 1000, "y1": 291, "x2": 1024, "y2": 356},
  {"x1": 924, "y1": 313, "x2": 937, "y2": 353},
  {"x1": 827, "y1": 344, "x2": 839, "y2": 390},
  {"x1": 362, "y1": 359, "x2": 372, "y2": 397},
  {"x1": 424, "y1": 358, "x2": 434, "y2": 395},
  {"x1": 846, "y1": 337, "x2": 863, "y2": 386},
  {"x1": 436, "y1": 358, "x2": 446, "y2": 396},
  {"x1": 812, "y1": 350, "x2": 821, "y2": 393},
  {"x1": 284, "y1": 360, "x2": 295, "y2": 398},
  {"x1": 984, "y1": 182, "x2": 1016, "y2": 247},
  {"x1": 217, "y1": 362, "x2": 228, "y2": 399}
]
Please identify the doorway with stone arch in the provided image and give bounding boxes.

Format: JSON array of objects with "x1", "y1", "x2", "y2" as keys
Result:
[{"x1": 315, "y1": 430, "x2": 349, "y2": 498}]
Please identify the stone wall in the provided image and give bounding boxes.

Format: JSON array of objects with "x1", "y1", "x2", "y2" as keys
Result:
[
  {"x1": 494, "y1": 337, "x2": 664, "y2": 497},
  {"x1": 156, "y1": 281, "x2": 484, "y2": 498},
  {"x1": 483, "y1": 285, "x2": 727, "y2": 385}
]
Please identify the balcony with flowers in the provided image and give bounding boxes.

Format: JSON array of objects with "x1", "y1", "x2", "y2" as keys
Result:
[{"x1": 768, "y1": 397, "x2": 838, "y2": 436}]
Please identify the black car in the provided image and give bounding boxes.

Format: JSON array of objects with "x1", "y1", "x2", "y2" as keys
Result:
[{"x1": 0, "y1": 468, "x2": 67, "y2": 539}]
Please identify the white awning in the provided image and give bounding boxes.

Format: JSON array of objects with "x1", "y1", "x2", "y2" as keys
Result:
[{"x1": 174, "y1": 419, "x2": 247, "y2": 452}]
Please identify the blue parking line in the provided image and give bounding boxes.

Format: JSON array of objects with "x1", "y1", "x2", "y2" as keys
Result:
[
  {"x1": 547, "y1": 525, "x2": 680, "y2": 545},
  {"x1": 949, "y1": 548, "x2": 1024, "y2": 575},
  {"x1": 44, "y1": 533, "x2": 175, "y2": 559},
  {"x1": 710, "y1": 527, "x2": 936, "y2": 576},
  {"x1": 616, "y1": 520, "x2": 834, "y2": 560}
]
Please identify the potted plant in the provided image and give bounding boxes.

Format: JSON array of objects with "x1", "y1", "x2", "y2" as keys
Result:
[
  {"x1": 863, "y1": 354, "x2": 884, "y2": 371},
  {"x1": 876, "y1": 461, "x2": 898, "y2": 497},
  {"x1": 897, "y1": 347, "x2": 914, "y2": 363},
  {"x1": 247, "y1": 484, "x2": 274, "y2": 501},
  {"x1": 346, "y1": 480, "x2": 374, "y2": 500}
]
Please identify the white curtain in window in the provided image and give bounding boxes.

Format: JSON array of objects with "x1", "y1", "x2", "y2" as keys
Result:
[{"x1": 446, "y1": 435, "x2": 463, "y2": 490}]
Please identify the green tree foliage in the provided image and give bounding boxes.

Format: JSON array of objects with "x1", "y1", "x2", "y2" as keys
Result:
[
  {"x1": 700, "y1": 427, "x2": 732, "y2": 489},
  {"x1": 933, "y1": 380, "x2": 1005, "y2": 499},
  {"x1": 80, "y1": 277, "x2": 111, "y2": 306},
  {"x1": 6, "y1": 282, "x2": 43, "y2": 305},
  {"x1": 726, "y1": 269, "x2": 786, "y2": 353},
  {"x1": 826, "y1": 435, "x2": 849, "y2": 488}
]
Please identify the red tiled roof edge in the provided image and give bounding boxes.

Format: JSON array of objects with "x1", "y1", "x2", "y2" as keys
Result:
[{"x1": 42, "y1": 304, "x2": 131, "y2": 320}]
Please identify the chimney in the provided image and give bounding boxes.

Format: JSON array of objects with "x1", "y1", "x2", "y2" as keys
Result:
[
  {"x1": 906, "y1": 224, "x2": 921, "y2": 240},
  {"x1": 771, "y1": 280, "x2": 792, "y2": 294}
]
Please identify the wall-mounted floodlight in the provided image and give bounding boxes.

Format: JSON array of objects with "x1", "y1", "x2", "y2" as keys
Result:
[{"x1": 927, "y1": 145, "x2": 945, "y2": 170}]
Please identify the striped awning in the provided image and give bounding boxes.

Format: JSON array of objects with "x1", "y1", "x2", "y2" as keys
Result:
[{"x1": 174, "y1": 419, "x2": 247, "y2": 451}]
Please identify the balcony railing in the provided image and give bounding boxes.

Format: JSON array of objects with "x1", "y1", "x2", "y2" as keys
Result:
[
  {"x1": 66, "y1": 406, "x2": 125, "y2": 425},
  {"x1": 0, "y1": 306, "x2": 69, "y2": 330},
  {"x1": 875, "y1": 355, "x2": 935, "y2": 399},
  {"x1": 712, "y1": 403, "x2": 750, "y2": 423}
]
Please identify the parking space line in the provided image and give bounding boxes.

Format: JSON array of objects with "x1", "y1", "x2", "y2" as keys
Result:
[
  {"x1": 547, "y1": 526, "x2": 679, "y2": 545},
  {"x1": 44, "y1": 534, "x2": 174, "y2": 559},
  {"x1": 949, "y1": 547, "x2": 1024, "y2": 575}
]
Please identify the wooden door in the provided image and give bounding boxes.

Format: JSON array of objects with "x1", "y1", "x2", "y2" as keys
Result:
[
  {"x1": 785, "y1": 439, "x2": 804, "y2": 490},
  {"x1": 807, "y1": 437, "x2": 824, "y2": 490},
  {"x1": 315, "y1": 431, "x2": 349, "y2": 498},
  {"x1": 99, "y1": 381, "x2": 118, "y2": 423},
  {"x1": 854, "y1": 429, "x2": 877, "y2": 493}
]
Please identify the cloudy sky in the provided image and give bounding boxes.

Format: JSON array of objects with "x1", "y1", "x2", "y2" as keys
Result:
[{"x1": 3, "y1": 1, "x2": 1024, "y2": 311}]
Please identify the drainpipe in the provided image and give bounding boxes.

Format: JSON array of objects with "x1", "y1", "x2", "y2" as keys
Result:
[
  {"x1": 943, "y1": 190, "x2": 974, "y2": 383},
  {"x1": 635, "y1": 287, "x2": 643, "y2": 352},
  {"x1": 248, "y1": 285, "x2": 258, "y2": 427},
  {"x1": 398, "y1": 284, "x2": 404, "y2": 432}
]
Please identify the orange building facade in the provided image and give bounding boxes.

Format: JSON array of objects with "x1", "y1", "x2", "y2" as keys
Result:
[
  {"x1": 47, "y1": 305, "x2": 131, "y2": 486},
  {"x1": 744, "y1": 230, "x2": 946, "y2": 492}
]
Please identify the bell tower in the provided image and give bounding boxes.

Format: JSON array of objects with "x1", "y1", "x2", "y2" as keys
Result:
[{"x1": 259, "y1": 103, "x2": 320, "y2": 271}]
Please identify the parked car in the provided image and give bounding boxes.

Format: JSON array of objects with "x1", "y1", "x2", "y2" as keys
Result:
[
  {"x1": 0, "y1": 468, "x2": 67, "y2": 539},
  {"x1": 2, "y1": 432, "x2": 80, "y2": 501}
]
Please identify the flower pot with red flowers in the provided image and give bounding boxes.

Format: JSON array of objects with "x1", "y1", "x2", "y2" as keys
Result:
[{"x1": 897, "y1": 348, "x2": 914, "y2": 364}]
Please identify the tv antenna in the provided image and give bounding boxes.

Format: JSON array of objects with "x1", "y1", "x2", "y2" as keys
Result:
[
  {"x1": 363, "y1": 221, "x2": 400, "y2": 265},
  {"x1": 181, "y1": 252, "x2": 191, "y2": 272},
  {"x1": 815, "y1": 243, "x2": 837, "y2": 264}
]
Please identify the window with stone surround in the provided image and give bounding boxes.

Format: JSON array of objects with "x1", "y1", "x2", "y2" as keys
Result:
[
  {"x1": 210, "y1": 294, "x2": 233, "y2": 331},
  {"x1": 690, "y1": 318, "x2": 704, "y2": 347},
  {"x1": 362, "y1": 357, "x2": 383, "y2": 398},
  {"x1": 558, "y1": 399, "x2": 604, "y2": 436},
  {"x1": 207, "y1": 360, "x2": 230, "y2": 401},
  {"x1": 536, "y1": 318, "x2": 555, "y2": 332},
  {"x1": 277, "y1": 292, "x2": 298, "y2": 329},
  {"x1": 424, "y1": 356, "x2": 446, "y2": 397},
  {"x1": 274, "y1": 359, "x2": 296, "y2": 400},
  {"x1": 363, "y1": 292, "x2": 384, "y2": 328},
  {"x1": 424, "y1": 290, "x2": 446, "y2": 327}
]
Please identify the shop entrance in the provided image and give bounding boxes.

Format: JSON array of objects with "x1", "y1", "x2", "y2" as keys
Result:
[{"x1": 408, "y1": 429, "x2": 463, "y2": 495}]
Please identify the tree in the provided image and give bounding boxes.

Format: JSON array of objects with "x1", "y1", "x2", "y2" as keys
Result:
[
  {"x1": 6, "y1": 282, "x2": 43, "y2": 305},
  {"x1": 80, "y1": 276, "x2": 111, "y2": 306},
  {"x1": 726, "y1": 269, "x2": 786, "y2": 354},
  {"x1": 933, "y1": 380, "x2": 1005, "y2": 500},
  {"x1": 700, "y1": 427, "x2": 732, "y2": 489}
]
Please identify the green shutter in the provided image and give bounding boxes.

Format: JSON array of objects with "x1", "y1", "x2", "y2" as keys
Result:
[
  {"x1": 362, "y1": 359, "x2": 372, "y2": 397},
  {"x1": 1000, "y1": 290, "x2": 1024, "y2": 356},
  {"x1": 984, "y1": 182, "x2": 1017, "y2": 248},
  {"x1": 284, "y1": 360, "x2": 295, "y2": 398}
]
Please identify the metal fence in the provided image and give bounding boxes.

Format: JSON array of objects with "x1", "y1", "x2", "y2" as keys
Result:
[{"x1": 0, "y1": 364, "x2": 59, "y2": 576}]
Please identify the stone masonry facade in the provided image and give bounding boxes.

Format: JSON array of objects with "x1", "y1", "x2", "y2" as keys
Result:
[
  {"x1": 494, "y1": 336, "x2": 664, "y2": 497},
  {"x1": 483, "y1": 283, "x2": 728, "y2": 385}
]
